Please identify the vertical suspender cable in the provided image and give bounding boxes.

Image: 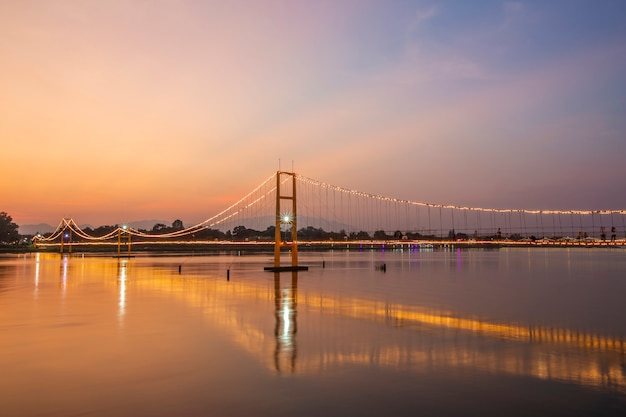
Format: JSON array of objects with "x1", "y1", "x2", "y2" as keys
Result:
[
  {"x1": 428, "y1": 205, "x2": 432, "y2": 237},
  {"x1": 533, "y1": 212, "x2": 538, "y2": 238},
  {"x1": 451, "y1": 207, "x2": 455, "y2": 238},
  {"x1": 439, "y1": 207, "x2": 443, "y2": 239},
  {"x1": 599, "y1": 211, "x2": 604, "y2": 239},
  {"x1": 591, "y1": 212, "x2": 595, "y2": 238},
  {"x1": 464, "y1": 209, "x2": 468, "y2": 237},
  {"x1": 579, "y1": 213, "x2": 584, "y2": 237}
]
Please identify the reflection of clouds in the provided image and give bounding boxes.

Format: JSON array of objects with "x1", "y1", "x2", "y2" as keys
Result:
[{"x1": 105, "y1": 266, "x2": 626, "y2": 392}]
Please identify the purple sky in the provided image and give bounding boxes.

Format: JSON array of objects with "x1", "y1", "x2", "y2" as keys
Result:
[{"x1": 2, "y1": 0, "x2": 625, "y2": 226}]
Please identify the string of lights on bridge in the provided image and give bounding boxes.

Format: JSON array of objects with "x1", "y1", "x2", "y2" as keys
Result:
[
  {"x1": 34, "y1": 172, "x2": 283, "y2": 244},
  {"x1": 295, "y1": 175, "x2": 626, "y2": 217}
]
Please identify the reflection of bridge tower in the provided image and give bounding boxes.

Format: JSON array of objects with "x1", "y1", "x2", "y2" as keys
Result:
[
  {"x1": 117, "y1": 259, "x2": 128, "y2": 322},
  {"x1": 265, "y1": 171, "x2": 308, "y2": 272},
  {"x1": 274, "y1": 272, "x2": 298, "y2": 373}
]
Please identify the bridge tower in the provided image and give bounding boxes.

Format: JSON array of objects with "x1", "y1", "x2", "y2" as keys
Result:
[
  {"x1": 265, "y1": 171, "x2": 307, "y2": 272},
  {"x1": 60, "y1": 228, "x2": 72, "y2": 254},
  {"x1": 117, "y1": 226, "x2": 132, "y2": 258}
]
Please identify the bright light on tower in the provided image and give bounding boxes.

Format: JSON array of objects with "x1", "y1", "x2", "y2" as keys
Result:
[{"x1": 281, "y1": 213, "x2": 292, "y2": 224}]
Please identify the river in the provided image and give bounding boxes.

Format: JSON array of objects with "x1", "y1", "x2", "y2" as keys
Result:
[{"x1": 1, "y1": 247, "x2": 625, "y2": 416}]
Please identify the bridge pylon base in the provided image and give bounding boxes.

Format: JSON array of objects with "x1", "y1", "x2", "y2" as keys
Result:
[{"x1": 264, "y1": 266, "x2": 309, "y2": 272}]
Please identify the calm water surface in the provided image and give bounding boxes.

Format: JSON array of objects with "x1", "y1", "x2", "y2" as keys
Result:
[{"x1": 1, "y1": 248, "x2": 626, "y2": 416}]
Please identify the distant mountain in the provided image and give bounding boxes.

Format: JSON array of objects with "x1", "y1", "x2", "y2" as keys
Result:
[{"x1": 19, "y1": 223, "x2": 54, "y2": 235}]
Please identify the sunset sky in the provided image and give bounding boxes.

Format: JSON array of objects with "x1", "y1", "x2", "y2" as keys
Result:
[{"x1": 2, "y1": 0, "x2": 625, "y2": 227}]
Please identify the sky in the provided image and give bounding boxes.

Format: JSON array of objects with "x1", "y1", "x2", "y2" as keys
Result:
[{"x1": 2, "y1": 0, "x2": 625, "y2": 227}]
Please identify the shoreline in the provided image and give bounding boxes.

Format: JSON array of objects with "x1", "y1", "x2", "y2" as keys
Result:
[{"x1": 3, "y1": 239, "x2": 625, "y2": 255}]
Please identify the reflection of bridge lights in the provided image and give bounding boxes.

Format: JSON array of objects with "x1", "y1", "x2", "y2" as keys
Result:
[
  {"x1": 34, "y1": 253, "x2": 40, "y2": 295},
  {"x1": 101, "y1": 267, "x2": 626, "y2": 387},
  {"x1": 118, "y1": 260, "x2": 128, "y2": 322},
  {"x1": 281, "y1": 289, "x2": 292, "y2": 343},
  {"x1": 61, "y1": 255, "x2": 68, "y2": 294},
  {"x1": 276, "y1": 286, "x2": 296, "y2": 373},
  {"x1": 122, "y1": 224, "x2": 128, "y2": 230}
]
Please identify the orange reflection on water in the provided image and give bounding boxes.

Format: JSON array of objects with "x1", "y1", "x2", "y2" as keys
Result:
[
  {"x1": 110, "y1": 260, "x2": 626, "y2": 392},
  {"x1": 5, "y1": 253, "x2": 626, "y2": 395}
]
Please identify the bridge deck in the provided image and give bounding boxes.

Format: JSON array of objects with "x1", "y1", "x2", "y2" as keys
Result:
[{"x1": 34, "y1": 238, "x2": 626, "y2": 252}]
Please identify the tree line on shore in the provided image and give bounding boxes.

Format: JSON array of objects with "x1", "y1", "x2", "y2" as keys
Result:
[{"x1": 0, "y1": 212, "x2": 20, "y2": 245}]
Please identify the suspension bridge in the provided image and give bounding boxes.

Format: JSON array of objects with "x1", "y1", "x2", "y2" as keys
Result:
[{"x1": 33, "y1": 171, "x2": 626, "y2": 257}]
